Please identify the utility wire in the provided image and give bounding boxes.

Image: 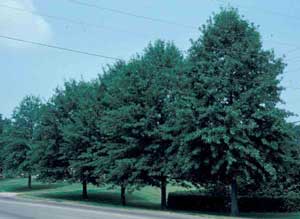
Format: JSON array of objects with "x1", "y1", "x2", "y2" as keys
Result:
[
  {"x1": 270, "y1": 40, "x2": 300, "y2": 50},
  {"x1": 0, "y1": 4, "x2": 300, "y2": 64},
  {"x1": 5, "y1": 0, "x2": 299, "y2": 53},
  {"x1": 285, "y1": 56, "x2": 300, "y2": 62},
  {"x1": 1, "y1": 34, "x2": 300, "y2": 89},
  {"x1": 286, "y1": 66, "x2": 300, "y2": 74},
  {"x1": 1, "y1": 2, "x2": 300, "y2": 88},
  {"x1": 0, "y1": 3, "x2": 148, "y2": 38},
  {"x1": 214, "y1": 0, "x2": 300, "y2": 53},
  {"x1": 66, "y1": 0, "x2": 300, "y2": 52},
  {"x1": 291, "y1": 121, "x2": 300, "y2": 124},
  {"x1": 215, "y1": 0, "x2": 300, "y2": 23},
  {"x1": 2, "y1": 1, "x2": 300, "y2": 54},
  {"x1": 0, "y1": 34, "x2": 121, "y2": 60},
  {"x1": 67, "y1": 0, "x2": 197, "y2": 29}
]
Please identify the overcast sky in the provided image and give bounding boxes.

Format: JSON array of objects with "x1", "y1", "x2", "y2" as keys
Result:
[{"x1": 1, "y1": 0, "x2": 300, "y2": 121}]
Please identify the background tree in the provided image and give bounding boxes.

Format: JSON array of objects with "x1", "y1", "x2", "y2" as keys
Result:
[
  {"x1": 0, "y1": 114, "x2": 4, "y2": 135},
  {"x1": 34, "y1": 102, "x2": 70, "y2": 183},
  {"x1": 136, "y1": 41, "x2": 184, "y2": 209},
  {"x1": 0, "y1": 115, "x2": 4, "y2": 174},
  {"x1": 177, "y1": 8, "x2": 295, "y2": 216},
  {"x1": 99, "y1": 59, "x2": 145, "y2": 206},
  {"x1": 58, "y1": 80, "x2": 100, "y2": 199},
  {"x1": 100, "y1": 40, "x2": 184, "y2": 208},
  {"x1": 2, "y1": 96, "x2": 42, "y2": 188},
  {"x1": 0, "y1": 115, "x2": 10, "y2": 176},
  {"x1": 36, "y1": 80, "x2": 101, "y2": 199}
]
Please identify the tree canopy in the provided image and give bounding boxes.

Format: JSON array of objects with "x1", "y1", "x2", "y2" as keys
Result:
[
  {"x1": 0, "y1": 8, "x2": 298, "y2": 216},
  {"x1": 2, "y1": 96, "x2": 42, "y2": 188},
  {"x1": 175, "y1": 8, "x2": 295, "y2": 215},
  {"x1": 99, "y1": 40, "x2": 184, "y2": 207}
]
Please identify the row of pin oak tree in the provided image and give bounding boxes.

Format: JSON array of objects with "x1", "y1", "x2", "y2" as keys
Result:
[{"x1": 0, "y1": 9, "x2": 299, "y2": 216}]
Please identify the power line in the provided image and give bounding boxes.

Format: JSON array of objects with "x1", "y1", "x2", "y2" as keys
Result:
[
  {"x1": 66, "y1": 0, "x2": 300, "y2": 52},
  {"x1": 1, "y1": 1, "x2": 300, "y2": 86},
  {"x1": 285, "y1": 55, "x2": 300, "y2": 62},
  {"x1": 269, "y1": 40, "x2": 300, "y2": 50},
  {"x1": 213, "y1": 0, "x2": 300, "y2": 53},
  {"x1": 1, "y1": 34, "x2": 300, "y2": 90},
  {"x1": 287, "y1": 48, "x2": 300, "y2": 54},
  {"x1": 3, "y1": 0, "x2": 300, "y2": 54},
  {"x1": 1, "y1": 5, "x2": 299, "y2": 67},
  {"x1": 2, "y1": 33, "x2": 300, "y2": 88},
  {"x1": 67, "y1": 0, "x2": 197, "y2": 29},
  {"x1": 0, "y1": 34, "x2": 121, "y2": 60},
  {"x1": 286, "y1": 66, "x2": 300, "y2": 74},
  {"x1": 0, "y1": 3, "x2": 149, "y2": 38},
  {"x1": 292, "y1": 121, "x2": 300, "y2": 124},
  {"x1": 194, "y1": 72, "x2": 300, "y2": 91},
  {"x1": 215, "y1": 0, "x2": 300, "y2": 23}
]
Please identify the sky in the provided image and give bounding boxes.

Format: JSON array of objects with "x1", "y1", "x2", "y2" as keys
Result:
[{"x1": 0, "y1": 0, "x2": 300, "y2": 121}]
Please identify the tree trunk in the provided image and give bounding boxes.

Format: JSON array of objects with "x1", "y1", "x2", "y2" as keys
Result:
[
  {"x1": 82, "y1": 179, "x2": 88, "y2": 199},
  {"x1": 121, "y1": 184, "x2": 126, "y2": 206},
  {"x1": 160, "y1": 176, "x2": 167, "y2": 210},
  {"x1": 28, "y1": 174, "x2": 32, "y2": 189},
  {"x1": 230, "y1": 178, "x2": 239, "y2": 216}
]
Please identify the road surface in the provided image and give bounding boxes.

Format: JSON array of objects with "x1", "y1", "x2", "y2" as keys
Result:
[{"x1": 0, "y1": 195, "x2": 206, "y2": 219}]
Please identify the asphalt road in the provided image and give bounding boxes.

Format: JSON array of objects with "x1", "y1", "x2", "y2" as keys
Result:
[{"x1": 0, "y1": 196, "x2": 205, "y2": 219}]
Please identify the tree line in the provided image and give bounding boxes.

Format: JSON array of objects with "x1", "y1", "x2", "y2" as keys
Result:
[{"x1": 0, "y1": 9, "x2": 299, "y2": 216}]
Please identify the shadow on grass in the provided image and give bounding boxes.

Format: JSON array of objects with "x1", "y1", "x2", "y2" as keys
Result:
[
  {"x1": 34, "y1": 191, "x2": 161, "y2": 210},
  {"x1": 0, "y1": 178, "x2": 65, "y2": 193},
  {"x1": 9, "y1": 184, "x2": 64, "y2": 193},
  {"x1": 22, "y1": 189, "x2": 300, "y2": 219},
  {"x1": 29, "y1": 192, "x2": 243, "y2": 218}
]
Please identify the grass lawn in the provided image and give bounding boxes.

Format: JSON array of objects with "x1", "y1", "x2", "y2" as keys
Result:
[{"x1": 0, "y1": 177, "x2": 299, "y2": 219}]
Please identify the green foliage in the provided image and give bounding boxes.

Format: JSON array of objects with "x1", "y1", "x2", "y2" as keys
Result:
[
  {"x1": 2, "y1": 96, "x2": 42, "y2": 178},
  {"x1": 0, "y1": 114, "x2": 4, "y2": 134},
  {"x1": 99, "y1": 54, "x2": 150, "y2": 188},
  {"x1": 99, "y1": 40, "x2": 184, "y2": 191},
  {"x1": 36, "y1": 79, "x2": 101, "y2": 187},
  {"x1": 0, "y1": 8, "x2": 298, "y2": 214},
  {"x1": 177, "y1": 8, "x2": 294, "y2": 186},
  {"x1": 59, "y1": 80, "x2": 101, "y2": 185},
  {"x1": 34, "y1": 102, "x2": 69, "y2": 182},
  {"x1": 0, "y1": 114, "x2": 9, "y2": 173},
  {"x1": 233, "y1": 122, "x2": 300, "y2": 203}
]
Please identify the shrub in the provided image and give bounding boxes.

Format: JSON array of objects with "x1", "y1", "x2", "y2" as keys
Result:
[
  {"x1": 167, "y1": 192, "x2": 300, "y2": 212},
  {"x1": 168, "y1": 192, "x2": 229, "y2": 212}
]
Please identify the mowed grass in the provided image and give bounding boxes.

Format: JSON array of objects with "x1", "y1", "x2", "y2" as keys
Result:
[
  {"x1": 0, "y1": 177, "x2": 63, "y2": 193},
  {"x1": 0, "y1": 178, "x2": 299, "y2": 219},
  {"x1": 0, "y1": 177, "x2": 189, "y2": 210}
]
